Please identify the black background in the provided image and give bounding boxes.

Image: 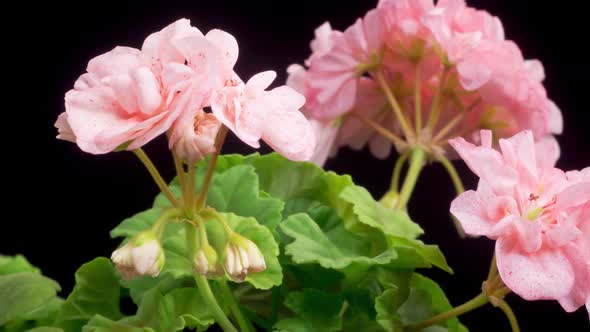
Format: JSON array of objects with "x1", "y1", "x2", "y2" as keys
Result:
[{"x1": 3, "y1": 0, "x2": 589, "y2": 331}]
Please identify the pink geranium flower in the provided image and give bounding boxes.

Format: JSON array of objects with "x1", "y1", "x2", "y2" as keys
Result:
[
  {"x1": 305, "y1": 10, "x2": 384, "y2": 119},
  {"x1": 169, "y1": 108, "x2": 221, "y2": 163},
  {"x1": 450, "y1": 130, "x2": 590, "y2": 317},
  {"x1": 211, "y1": 71, "x2": 315, "y2": 161},
  {"x1": 63, "y1": 46, "x2": 170, "y2": 154}
]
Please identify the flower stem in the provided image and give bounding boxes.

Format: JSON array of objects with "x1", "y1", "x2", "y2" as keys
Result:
[
  {"x1": 196, "y1": 126, "x2": 228, "y2": 211},
  {"x1": 218, "y1": 280, "x2": 256, "y2": 332},
  {"x1": 391, "y1": 151, "x2": 410, "y2": 193},
  {"x1": 195, "y1": 275, "x2": 238, "y2": 332},
  {"x1": 414, "y1": 64, "x2": 423, "y2": 134},
  {"x1": 487, "y1": 255, "x2": 498, "y2": 282},
  {"x1": 350, "y1": 112, "x2": 405, "y2": 146},
  {"x1": 187, "y1": 162, "x2": 197, "y2": 215},
  {"x1": 492, "y1": 297, "x2": 521, "y2": 332},
  {"x1": 153, "y1": 208, "x2": 182, "y2": 238},
  {"x1": 437, "y1": 154, "x2": 466, "y2": 237},
  {"x1": 406, "y1": 293, "x2": 489, "y2": 332},
  {"x1": 375, "y1": 69, "x2": 414, "y2": 140},
  {"x1": 426, "y1": 67, "x2": 450, "y2": 132},
  {"x1": 133, "y1": 148, "x2": 179, "y2": 208},
  {"x1": 173, "y1": 152, "x2": 188, "y2": 205},
  {"x1": 397, "y1": 148, "x2": 426, "y2": 210}
]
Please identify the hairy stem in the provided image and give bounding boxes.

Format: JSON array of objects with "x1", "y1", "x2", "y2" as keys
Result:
[
  {"x1": 375, "y1": 70, "x2": 414, "y2": 140},
  {"x1": 414, "y1": 64, "x2": 423, "y2": 134},
  {"x1": 406, "y1": 293, "x2": 489, "y2": 332},
  {"x1": 426, "y1": 67, "x2": 450, "y2": 132},
  {"x1": 195, "y1": 275, "x2": 238, "y2": 332},
  {"x1": 133, "y1": 148, "x2": 179, "y2": 208},
  {"x1": 397, "y1": 148, "x2": 426, "y2": 210},
  {"x1": 493, "y1": 297, "x2": 521, "y2": 332},
  {"x1": 218, "y1": 280, "x2": 255, "y2": 332},
  {"x1": 437, "y1": 154, "x2": 466, "y2": 237},
  {"x1": 196, "y1": 126, "x2": 229, "y2": 211},
  {"x1": 351, "y1": 112, "x2": 405, "y2": 146},
  {"x1": 173, "y1": 152, "x2": 188, "y2": 204},
  {"x1": 392, "y1": 151, "x2": 410, "y2": 193}
]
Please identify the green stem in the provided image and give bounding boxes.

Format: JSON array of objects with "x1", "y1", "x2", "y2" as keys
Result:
[
  {"x1": 196, "y1": 126, "x2": 228, "y2": 210},
  {"x1": 219, "y1": 280, "x2": 255, "y2": 332},
  {"x1": 493, "y1": 297, "x2": 521, "y2": 332},
  {"x1": 375, "y1": 70, "x2": 414, "y2": 140},
  {"x1": 187, "y1": 162, "x2": 197, "y2": 215},
  {"x1": 396, "y1": 148, "x2": 426, "y2": 210},
  {"x1": 351, "y1": 112, "x2": 405, "y2": 146},
  {"x1": 487, "y1": 255, "x2": 498, "y2": 282},
  {"x1": 133, "y1": 148, "x2": 180, "y2": 208},
  {"x1": 391, "y1": 151, "x2": 410, "y2": 193},
  {"x1": 153, "y1": 208, "x2": 182, "y2": 238},
  {"x1": 195, "y1": 275, "x2": 238, "y2": 332},
  {"x1": 438, "y1": 154, "x2": 466, "y2": 237},
  {"x1": 173, "y1": 152, "x2": 188, "y2": 204},
  {"x1": 426, "y1": 67, "x2": 450, "y2": 132},
  {"x1": 414, "y1": 64, "x2": 422, "y2": 134},
  {"x1": 406, "y1": 293, "x2": 489, "y2": 332}
]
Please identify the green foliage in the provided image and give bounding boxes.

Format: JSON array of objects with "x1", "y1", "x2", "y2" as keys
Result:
[
  {"x1": 55, "y1": 258, "x2": 122, "y2": 332},
  {"x1": 0, "y1": 256, "x2": 63, "y2": 332},
  {"x1": 5, "y1": 152, "x2": 465, "y2": 331}
]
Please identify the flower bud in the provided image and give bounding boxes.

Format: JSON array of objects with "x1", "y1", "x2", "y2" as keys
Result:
[
  {"x1": 111, "y1": 231, "x2": 165, "y2": 280},
  {"x1": 169, "y1": 109, "x2": 221, "y2": 163},
  {"x1": 194, "y1": 244, "x2": 223, "y2": 277},
  {"x1": 223, "y1": 235, "x2": 266, "y2": 282}
]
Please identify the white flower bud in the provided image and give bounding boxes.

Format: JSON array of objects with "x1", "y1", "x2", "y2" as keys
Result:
[
  {"x1": 194, "y1": 244, "x2": 223, "y2": 277},
  {"x1": 223, "y1": 235, "x2": 266, "y2": 282},
  {"x1": 111, "y1": 231, "x2": 165, "y2": 280}
]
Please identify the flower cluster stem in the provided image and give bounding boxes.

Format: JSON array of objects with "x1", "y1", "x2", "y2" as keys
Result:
[
  {"x1": 196, "y1": 125, "x2": 229, "y2": 211},
  {"x1": 397, "y1": 148, "x2": 426, "y2": 210},
  {"x1": 133, "y1": 148, "x2": 180, "y2": 208},
  {"x1": 437, "y1": 154, "x2": 466, "y2": 237},
  {"x1": 218, "y1": 280, "x2": 256, "y2": 332},
  {"x1": 376, "y1": 69, "x2": 414, "y2": 140},
  {"x1": 406, "y1": 293, "x2": 489, "y2": 332},
  {"x1": 195, "y1": 275, "x2": 238, "y2": 332}
]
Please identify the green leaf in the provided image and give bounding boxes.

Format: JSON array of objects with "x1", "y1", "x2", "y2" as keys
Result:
[
  {"x1": 374, "y1": 273, "x2": 469, "y2": 332},
  {"x1": 206, "y1": 165, "x2": 284, "y2": 231},
  {"x1": 339, "y1": 186, "x2": 452, "y2": 273},
  {"x1": 3, "y1": 298, "x2": 65, "y2": 331},
  {"x1": 397, "y1": 274, "x2": 468, "y2": 332},
  {"x1": 82, "y1": 315, "x2": 152, "y2": 332},
  {"x1": 153, "y1": 164, "x2": 284, "y2": 232},
  {"x1": 0, "y1": 272, "x2": 61, "y2": 326},
  {"x1": 0, "y1": 255, "x2": 40, "y2": 275},
  {"x1": 280, "y1": 213, "x2": 397, "y2": 270},
  {"x1": 284, "y1": 263, "x2": 345, "y2": 290},
  {"x1": 108, "y1": 287, "x2": 214, "y2": 332},
  {"x1": 55, "y1": 258, "x2": 122, "y2": 332},
  {"x1": 274, "y1": 289, "x2": 343, "y2": 332},
  {"x1": 339, "y1": 186, "x2": 423, "y2": 239},
  {"x1": 25, "y1": 328, "x2": 64, "y2": 332},
  {"x1": 375, "y1": 288, "x2": 405, "y2": 332},
  {"x1": 224, "y1": 213, "x2": 282, "y2": 290}
]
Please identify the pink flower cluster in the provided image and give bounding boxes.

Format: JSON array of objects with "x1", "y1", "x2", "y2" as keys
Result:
[
  {"x1": 450, "y1": 130, "x2": 589, "y2": 319},
  {"x1": 56, "y1": 19, "x2": 315, "y2": 162},
  {"x1": 289, "y1": 0, "x2": 562, "y2": 165}
]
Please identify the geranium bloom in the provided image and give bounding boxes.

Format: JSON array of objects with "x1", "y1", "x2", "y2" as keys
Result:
[
  {"x1": 291, "y1": 0, "x2": 562, "y2": 165},
  {"x1": 450, "y1": 130, "x2": 590, "y2": 317},
  {"x1": 211, "y1": 71, "x2": 315, "y2": 161},
  {"x1": 58, "y1": 19, "x2": 316, "y2": 162}
]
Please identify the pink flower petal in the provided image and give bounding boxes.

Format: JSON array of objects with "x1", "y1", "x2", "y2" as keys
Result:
[
  {"x1": 450, "y1": 190, "x2": 495, "y2": 236},
  {"x1": 87, "y1": 47, "x2": 145, "y2": 79},
  {"x1": 496, "y1": 237, "x2": 575, "y2": 301}
]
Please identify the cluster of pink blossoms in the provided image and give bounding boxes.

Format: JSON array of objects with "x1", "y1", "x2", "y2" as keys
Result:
[
  {"x1": 289, "y1": 0, "x2": 562, "y2": 165},
  {"x1": 450, "y1": 130, "x2": 589, "y2": 318},
  {"x1": 56, "y1": 19, "x2": 315, "y2": 162}
]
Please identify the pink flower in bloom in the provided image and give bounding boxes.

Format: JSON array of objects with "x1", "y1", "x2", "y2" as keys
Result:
[
  {"x1": 450, "y1": 130, "x2": 590, "y2": 317},
  {"x1": 305, "y1": 10, "x2": 384, "y2": 119},
  {"x1": 64, "y1": 47, "x2": 170, "y2": 154},
  {"x1": 292, "y1": 1, "x2": 562, "y2": 164},
  {"x1": 60, "y1": 19, "x2": 316, "y2": 162},
  {"x1": 169, "y1": 108, "x2": 221, "y2": 163},
  {"x1": 211, "y1": 71, "x2": 315, "y2": 161}
]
